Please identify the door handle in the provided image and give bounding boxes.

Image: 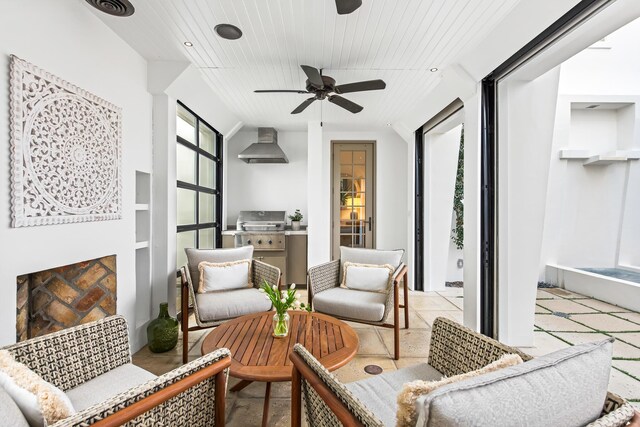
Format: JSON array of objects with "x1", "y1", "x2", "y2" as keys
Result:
[{"x1": 368, "y1": 217, "x2": 372, "y2": 231}]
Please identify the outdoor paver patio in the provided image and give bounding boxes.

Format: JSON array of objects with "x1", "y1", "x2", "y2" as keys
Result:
[
  {"x1": 132, "y1": 287, "x2": 640, "y2": 425},
  {"x1": 526, "y1": 288, "x2": 640, "y2": 408}
]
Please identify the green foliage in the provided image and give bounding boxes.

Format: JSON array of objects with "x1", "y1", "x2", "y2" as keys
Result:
[
  {"x1": 288, "y1": 209, "x2": 303, "y2": 222},
  {"x1": 452, "y1": 127, "x2": 464, "y2": 250}
]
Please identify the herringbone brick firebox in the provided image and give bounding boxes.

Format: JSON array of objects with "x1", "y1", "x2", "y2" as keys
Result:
[{"x1": 16, "y1": 255, "x2": 116, "y2": 341}]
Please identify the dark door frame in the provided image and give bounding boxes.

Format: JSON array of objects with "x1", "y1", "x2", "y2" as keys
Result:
[
  {"x1": 414, "y1": 99, "x2": 464, "y2": 292},
  {"x1": 479, "y1": 0, "x2": 613, "y2": 337}
]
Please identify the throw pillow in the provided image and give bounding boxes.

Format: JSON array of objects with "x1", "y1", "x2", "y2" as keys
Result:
[
  {"x1": 341, "y1": 262, "x2": 394, "y2": 293},
  {"x1": 0, "y1": 350, "x2": 75, "y2": 427},
  {"x1": 396, "y1": 353, "x2": 523, "y2": 427},
  {"x1": 198, "y1": 259, "x2": 252, "y2": 293}
]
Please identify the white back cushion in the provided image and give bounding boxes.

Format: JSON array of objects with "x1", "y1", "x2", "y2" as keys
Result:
[
  {"x1": 185, "y1": 246, "x2": 254, "y2": 288},
  {"x1": 341, "y1": 262, "x2": 394, "y2": 293},
  {"x1": 198, "y1": 259, "x2": 252, "y2": 293}
]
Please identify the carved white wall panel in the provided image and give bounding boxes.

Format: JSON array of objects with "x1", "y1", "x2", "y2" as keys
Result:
[{"x1": 9, "y1": 55, "x2": 122, "y2": 227}]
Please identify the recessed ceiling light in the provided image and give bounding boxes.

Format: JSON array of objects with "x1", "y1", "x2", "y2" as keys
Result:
[
  {"x1": 184, "y1": 41, "x2": 193, "y2": 47},
  {"x1": 214, "y1": 24, "x2": 243, "y2": 40},
  {"x1": 429, "y1": 67, "x2": 438, "y2": 72}
]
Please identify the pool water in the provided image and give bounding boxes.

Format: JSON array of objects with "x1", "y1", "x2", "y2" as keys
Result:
[{"x1": 579, "y1": 268, "x2": 640, "y2": 284}]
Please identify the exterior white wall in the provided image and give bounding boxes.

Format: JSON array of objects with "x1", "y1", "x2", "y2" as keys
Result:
[
  {"x1": 423, "y1": 124, "x2": 462, "y2": 290},
  {"x1": 0, "y1": 1, "x2": 152, "y2": 348},
  {"x1": 446, "y1": 232, "x2": 464, "y2": 282},
  {"x1": 497, "y1": 68, "x2": 560, "y2": 346},
  {"x1": 150, "y1": 64, "x2": 241, "y2": 319},
  {"x1": 225, "y1": 130, "x2": 308, "y2": 225},
  {"x1": 307, "y1": 122, "x2": 328, "y2": 268},
  {"x1": 539, "y1": 17, "x2": 640, "y2": 279},
  {"x1": 462, "y1": 91, "x2": 482, "y2": 331}
]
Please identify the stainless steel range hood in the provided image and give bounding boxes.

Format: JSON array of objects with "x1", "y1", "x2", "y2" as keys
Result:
[{"x1": 238, "y1": 127, "x2": 289, "y2": 164}]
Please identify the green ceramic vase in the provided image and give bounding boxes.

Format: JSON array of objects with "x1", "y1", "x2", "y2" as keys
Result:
[{"x1": 147, "y1": 303, "x2": 179, "y2": 353}]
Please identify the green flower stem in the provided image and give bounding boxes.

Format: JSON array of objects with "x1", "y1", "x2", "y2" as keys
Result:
[{"x1": 274, "y1": 313, "x2": 288, "y2": 336}]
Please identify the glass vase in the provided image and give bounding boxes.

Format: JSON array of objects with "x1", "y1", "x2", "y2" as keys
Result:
[
  {"x1": 146, "y1": 303, "x2": 179, "y2": 353},
  {"x1": 272, "y1": 311, "x2": 290, "y2": 338}
]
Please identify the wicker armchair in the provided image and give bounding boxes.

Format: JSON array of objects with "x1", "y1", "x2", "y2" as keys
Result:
[
  {"x1": 180, "y1": 246, "x2": 281, "y2": 362},
  {"x1": 290, "y1": 317, "x2": 636, "y2": 427},
  {"x1": 308, "y1": 247, "x2": 409, "y2": 360},
  {"x1": 3, "y1": 316, "x2": 231, "y2": 426}
]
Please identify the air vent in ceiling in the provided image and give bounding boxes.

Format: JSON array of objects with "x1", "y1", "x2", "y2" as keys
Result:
[{"x1": 85, "y1": 0, "x2": 135, "y2": 17}]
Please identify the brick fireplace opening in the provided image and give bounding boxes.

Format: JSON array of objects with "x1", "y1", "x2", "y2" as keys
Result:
[{"x1": 16, "y1": 255, "x2": 116, "y2": 341}]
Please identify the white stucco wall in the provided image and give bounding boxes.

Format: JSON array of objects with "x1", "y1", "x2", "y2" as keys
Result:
[
  {"x1": 423, "y1": 124, "x2": 462, "y2": 290},
  {"x1": 539, "y1": 17, "x2": 640, "y2": 279},
  {"x1": 225, "y1": 130, "x2": 308, "y2": 226},
  {"x1": 497, "y1": 68, "x2": 561, "y2": 346},
  {"x1": 0, "y1": 1, "x2": 152, "y2": 348}
]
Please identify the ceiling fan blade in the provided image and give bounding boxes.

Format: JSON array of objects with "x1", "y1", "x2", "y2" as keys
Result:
[
  {"x1": 334, "y1": 79, "x2": 386, "y2": 94},
  {"x1": 300, "y1": 65, "x2": 324, "y2": 89},
  {"x1": 291, "y1": 97, "x2": 317, "y2": 114},
  {"x1": 335, "y1": 0, "x2": 362, "y2": 14},
  {"x1": 254, "y1": 90, "x2": 309, "y2": 94},
  {"x1": 328, "y1": 95, "x2": 363, "y2": 114}
]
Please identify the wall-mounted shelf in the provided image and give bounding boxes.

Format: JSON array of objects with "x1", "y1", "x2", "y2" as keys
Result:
[
  {"x1": 135, "y1": 170, "x2": 152, "y2": 329},
  {"x1": 559, "y1": 149, "x2": 591, "y2": 159},
  {"x1": 135, "y1": 241, "x2": 149, "y2": 250},
  {"x1": 559, "y1": 149, "x2": 640, "y2": 166}
]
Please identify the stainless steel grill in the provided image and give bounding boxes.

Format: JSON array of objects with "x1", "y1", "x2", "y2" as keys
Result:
[{"x1": 235, "y1": 210, "x2": 286, "y2": 251}]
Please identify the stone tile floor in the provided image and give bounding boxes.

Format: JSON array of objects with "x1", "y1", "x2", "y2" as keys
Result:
[
  {"x1": 133, "y1": 287, "x2": 640, "y2": 425},
  {"x1": 532, "y1": 288, "x2": 640, "y2": 410}
]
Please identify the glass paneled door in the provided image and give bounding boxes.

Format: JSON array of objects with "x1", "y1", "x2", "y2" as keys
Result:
[{"x1": 332, "y1": 142, "x2": 375, "y2": 258}]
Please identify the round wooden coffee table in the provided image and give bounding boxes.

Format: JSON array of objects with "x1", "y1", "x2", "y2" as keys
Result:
[{"x1": 201, "y1": 311, "x2": 358, "y2": 426}]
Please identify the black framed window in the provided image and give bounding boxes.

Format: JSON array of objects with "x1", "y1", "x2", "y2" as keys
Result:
[{"x1": 176, "y1": 101, "x2": 223, "y2": 270}]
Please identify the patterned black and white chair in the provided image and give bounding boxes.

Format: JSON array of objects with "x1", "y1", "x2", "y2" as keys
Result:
[
  {"x1": 180, "y1": 246, "x2": 281, "y2": 363},
  {"x1": 2, "y1": 315, "x2": 231, "y2": 426},
  {"x1": 307, "y1": 247, "x2": 408, "y2": 360}
]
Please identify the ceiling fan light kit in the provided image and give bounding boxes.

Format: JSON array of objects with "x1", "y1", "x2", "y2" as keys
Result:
[{"x1": 255, "y1": 65, "x2": 385, "y2": 115}]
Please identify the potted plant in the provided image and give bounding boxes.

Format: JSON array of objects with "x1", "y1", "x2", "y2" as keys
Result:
[
  {"x1": 288, "y1": 209, "x2": 303, "y2": 231},
  {"x1": 259, "y1": 280, "x2": 308, "y2": 337}
]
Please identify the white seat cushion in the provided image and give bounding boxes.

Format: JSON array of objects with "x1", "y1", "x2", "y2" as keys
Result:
[
  {"x1": 196, "y1": 288, "x2": 272, "y2": 322},
  {"x1": 65, "y1": 364, "x2": 156, "y2": 411},
  {"x1": 313, "y1": 287, "x2": 387, "y2": 322},
  {"x1": 0, "y1": 382, "x2": 29, "y2": 427},
  {"x1": 346, "y1": 363, "x2": 443, "y2": 427}
]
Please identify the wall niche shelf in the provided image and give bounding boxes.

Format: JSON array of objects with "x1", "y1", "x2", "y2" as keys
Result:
[
  {"x1": 135, "y1": 241, "x2": 149, "y2": 250},
  {"x1": 559, "y1": 149, "x2": 640, "y2": 166},
  {"x1": 135, "y1": 170, "x2": 152, "y2": 329}
]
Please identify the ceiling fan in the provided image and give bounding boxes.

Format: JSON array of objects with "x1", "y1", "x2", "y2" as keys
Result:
[
  {"x1": 254, "y1": 65, "x2": 386, "y2": 114},
  {"x1": 335, "y1": 0, "x2": 362, "y2": 15}
]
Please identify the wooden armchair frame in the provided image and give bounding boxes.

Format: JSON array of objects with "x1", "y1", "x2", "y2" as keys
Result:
[{"x1": 308, "y1": 261, "x2": 409, "y2": 360}]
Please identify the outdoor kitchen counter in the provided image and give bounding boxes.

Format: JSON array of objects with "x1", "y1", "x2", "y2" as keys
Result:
[{"x1": 221, "y1": 229, "x2": 307, "y2": 236}]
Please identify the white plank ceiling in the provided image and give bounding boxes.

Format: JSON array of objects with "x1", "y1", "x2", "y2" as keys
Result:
[{"x1": 90, "y1": 0, "x2": 521, "y2": 130}]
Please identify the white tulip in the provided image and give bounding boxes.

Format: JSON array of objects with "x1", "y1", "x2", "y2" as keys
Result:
[
  {"x1": 289, "y1": 283, "x2": 296, "y2": 289},
  {"x1": 258, "y1": 288, "x2": 265, "y2": 293},
  {"x1": 281, "y1": 298, "x2": 286, "y2": 303},
  {"x1": 272, "y1": 285, "x2": 278, "y2": 291}
]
